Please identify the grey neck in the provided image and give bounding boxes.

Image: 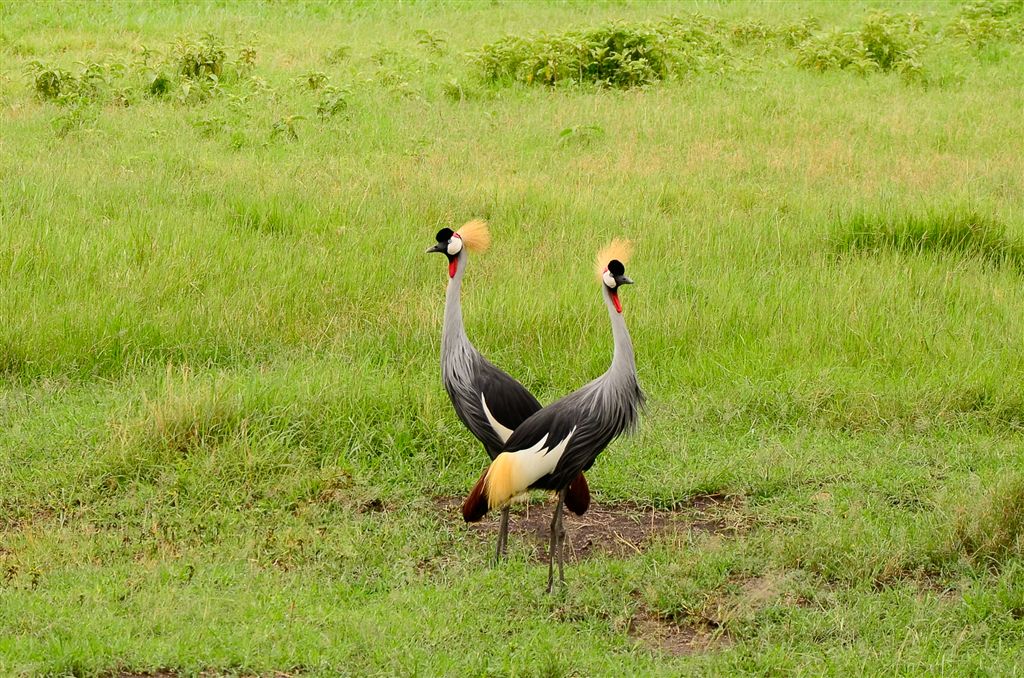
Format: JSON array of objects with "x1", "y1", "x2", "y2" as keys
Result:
[
  {"x1": 442, "y1": 250, "x2": 469, "y2": 350},
  {"x1": 602, "y1": 285, "x2": 636, "y2": 379}
]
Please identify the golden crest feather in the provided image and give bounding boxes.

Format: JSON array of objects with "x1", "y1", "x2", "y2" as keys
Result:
[
  {"x1": 455, "y1": 219, "x2": 491, "y2": 253},
  {"x1": 594, "y1": 238, "x2": 633, "y2": 279}
]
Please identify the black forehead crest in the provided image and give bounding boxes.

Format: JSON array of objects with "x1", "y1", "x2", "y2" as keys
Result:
[
  {"x1": 607, "y1": 259, "x2": 625, "y2": 276},
  {"x1": 435, "y1": 228, "x2": 454, "y2": 242}
]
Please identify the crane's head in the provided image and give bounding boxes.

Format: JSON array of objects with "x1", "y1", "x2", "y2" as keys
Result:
[
  {"x1": 595, "y1": 239, "x2": 634, "y2": 314},
  {"x1": 425, "y1": 219, "x2": 491, "y2": 278}
]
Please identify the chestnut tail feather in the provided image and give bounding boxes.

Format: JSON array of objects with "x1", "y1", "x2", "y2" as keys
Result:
[
  {"x1": 462, "y1": 470, "x2": 490, "y2": 522},
  {"x1": 565, "y1": 473, "x2": 590, "y2": 516}
]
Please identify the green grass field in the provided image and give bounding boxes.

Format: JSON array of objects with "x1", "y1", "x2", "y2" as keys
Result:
[{"x1": 2, "y1": 0, "x2": 1024, "y2": 674}]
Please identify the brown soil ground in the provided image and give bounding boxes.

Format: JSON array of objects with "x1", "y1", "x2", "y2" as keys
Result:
[
  {"x1": 436, "y1": 493, "x2": 747, "y2": 562},
  {"x1": 627, "y1": 609, "x2": 733, "y2": 656}
]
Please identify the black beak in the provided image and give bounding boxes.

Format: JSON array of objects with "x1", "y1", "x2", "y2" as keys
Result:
[
  {"x1": 617, "y1": 275, "x2": 634, "y2": 286},
  {"x1": 425, "y1": 243, "x2": 445, "y2": 254}
]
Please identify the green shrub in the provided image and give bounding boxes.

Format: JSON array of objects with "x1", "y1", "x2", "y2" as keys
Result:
[
  {"x1": 961, "y1": 0, "x2": 1024, "y2": 19},
  {"x1": 730, "y1": 19, "x2": 773, "y2": 46},
  {"x1": 29, "y1": 61, "x2": 130, "y2": 106},
  {"x1": 316, "y1": 85, "x2": 349, "y2": 118},
  {"x1": 557, "y1": 124, "x2": 605, "y2": 148},
  {"x1": 192, "y1": 115, "x2": 227, "y2": 138},
  {"x1": 175, "y1": 76, "x2": 220, "y2": 105},
  {"x1": 413, "y1": 29, "x2": 448, "y2": 55},
  {"x1": 795, "y1": 29, "x2": 857, "y2": 71},
  {"x1": 473, "y1": 15, "x2": 742, "y2": 88},
  {"x1": 173, "y1": 33, "x2": 226, "y2": 80},
  {"x1": 474, "y1": 20, "x2": 687, "y2": 87},
  {"x1": 652, "y1": 14, "x2": 730, "y2": 74},
  {"x1": 270, "y1": 114, "x2": 304, "y2": 141},
  {"x1": 32, "y1": 66, "x2": 74, "y2": 100},
  {"x1": 860, "y1": 12, "x2": 925, "y2": 70},
  {"x1": 304, "y1": 70, "x2": 329, "y2": 90},
  {"x1": 29, "y1": 33, "x2": 262, "y2": 115},
  {"x1": 948, "y1": 0, "x2": 1024, "y2": 46},
  {"x1": 237, "y1": 44, "x2": 258, "y2": 74},
  {"x1": 779, "y1": 17, "x2": 821, "y2": 47},
  {"x1": 146, "y1": 71, "x2": 173, "y2": 96},
  {"x1": 720, "y1": 15, "x2": 821, "y2": 48},
  {"x1": 325, "y1": 45, "x2": 351, "y2": 64},
  {"x1": 52, "y1": 99, "x2": 98, "y2": 137},
  {"x1": 441, "y1": 77, "x2": 470, "y2": 101},
  {"x1": 795, "y1": 12, "x2": 927, "y2": 76}
]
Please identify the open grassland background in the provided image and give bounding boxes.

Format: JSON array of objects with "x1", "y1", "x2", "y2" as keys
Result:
[{"x1": 2, "y1": 0, "x2": 1024, "y2": 675}]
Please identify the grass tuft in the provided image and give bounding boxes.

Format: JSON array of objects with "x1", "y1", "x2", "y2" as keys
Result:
[
  {"x1": 836, "y1": 210, "x2": 1024, "y2": 272},
  {"x1": 952, "y1": 475, "x2": 1024, "y2": 567},
  {"x1": 129, "y1": 372, "x2": 246, "y2": 456}
]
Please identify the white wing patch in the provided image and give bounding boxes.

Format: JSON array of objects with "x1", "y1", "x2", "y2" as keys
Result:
[
  {"x1": 480, "y1": 393, "x2": 514, "y2": 443},
  {"x1": 510, "y1": 427, "x2": 576, "y2": 489}
]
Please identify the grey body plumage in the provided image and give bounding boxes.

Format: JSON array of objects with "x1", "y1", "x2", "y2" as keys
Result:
[
  {"x1": 460, "y1": 249, "x2": 641, "y2": 591},
  {"x1": 500, "y1": 282, "x2": 644, "y2": 491},
  {"x1": 430, "y1": 228, "x2": 558, "y2": 562}
]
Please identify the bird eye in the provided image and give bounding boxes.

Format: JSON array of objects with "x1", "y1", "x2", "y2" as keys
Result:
[
  {"x1": 447, "y1": 237, "x2": 464, "y2": 255},
  {"x1": 602, "y1": 270, "x2": 617, "y2": 288}
]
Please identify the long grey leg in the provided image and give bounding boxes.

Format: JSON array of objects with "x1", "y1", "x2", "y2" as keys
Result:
[
  {"x1": 556, "y1": 489, "x2": 567, "y2": 585},
  {"x1": 546, "y1": 491, "x2": 565, "y2": 594},
  {"x1": 494, "y1": 506, "x2": 510, "y2": 563}
]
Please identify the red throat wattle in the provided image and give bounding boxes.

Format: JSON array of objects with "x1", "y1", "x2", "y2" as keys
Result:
[
  {"x1": 448, "y1": 258, "x2": 458, "y2": 278},
  {"x1": 610, "y1": 290, "x2": 622, "y2": 313}
]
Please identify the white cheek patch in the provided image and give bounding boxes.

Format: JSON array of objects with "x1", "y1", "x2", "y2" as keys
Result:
[
  {"x1": 447, "y1": 237, "x2": 463, "y2": 255},
  {"x1": 602, "y1": 270, "x2": 617, "y2": 288}
]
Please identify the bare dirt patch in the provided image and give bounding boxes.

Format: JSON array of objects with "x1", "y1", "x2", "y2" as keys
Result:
[
  {"x1": 729, "y1": 571, "x2": 804, "y2": 611},
  {"x1": 436, "y1": 493, "x2": 746, "y2": 562},
  {"x1": 628, "y1": 608, "x2": 733, "y2": 656},
  {"x1": 0, "y1": 506, "x2": 55, "y2": 535},
  {"x1": 628, "y1": 570, "x2": 798, "y2": 657}
]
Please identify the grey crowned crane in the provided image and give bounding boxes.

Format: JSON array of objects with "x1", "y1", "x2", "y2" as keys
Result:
[
  {"x1": 426, "y1": 220, "x2": 590, "y2": 561},
  {"x1": 462, "y1": 239, "x2": 643, "y2": 591}
]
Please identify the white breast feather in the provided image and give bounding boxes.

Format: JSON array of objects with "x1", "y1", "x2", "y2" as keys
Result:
[{"x1": 480, "y1": 393, "x2": 514, "y2": 443}]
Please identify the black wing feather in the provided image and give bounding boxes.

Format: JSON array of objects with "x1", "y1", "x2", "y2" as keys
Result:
[
  {"x1": 445, "y1": 353, "x2": 542, "y2": 458},
  {"x1": 474, "y1": 357, "x2": 542, "y2": 432},
  {"x1": 502, "y1": 399, "x2": 578, "y2": 456},
  {"x1": 502, "y1": 378, "x2": 642, "y2": 491}
]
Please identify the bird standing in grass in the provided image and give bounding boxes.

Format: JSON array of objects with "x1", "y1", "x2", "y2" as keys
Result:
[
  {"x1": 427, "y1": 220, "x2": 590, "y2": 561},
  {"x1": 462, "y1": 239, "x2": 643, "y2": 591}
]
